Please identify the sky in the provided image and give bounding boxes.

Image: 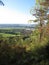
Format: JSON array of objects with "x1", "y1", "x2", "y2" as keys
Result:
[{"x1": 0, "y1": 0, "x2": 36, "y2": 24}]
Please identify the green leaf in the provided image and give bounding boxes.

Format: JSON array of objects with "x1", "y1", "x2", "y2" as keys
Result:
[
  {"x1": 28, "y1": 20, "x2": 33, "y2": 23},
  {"x1": 33, "y1": 19, "x2": 39, "y2": 22}
]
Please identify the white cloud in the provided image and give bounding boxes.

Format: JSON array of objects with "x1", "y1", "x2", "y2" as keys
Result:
[{"x1": 0, "y1": 6, "x2": 36, "y2": 24}]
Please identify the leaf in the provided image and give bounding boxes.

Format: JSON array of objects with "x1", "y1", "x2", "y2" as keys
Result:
[
  {"x1": 36, "y1": 0, "x2": 39, "y2": 4},
  {"x1": 0, "y1": 0, "x2": 4, "y2": 6},
  {"x1": 28, "y1": 20, "x2": 33, "y2": 23},
  {"x1": 33, "y1": 19, "x2": 39, "y2": 22}
]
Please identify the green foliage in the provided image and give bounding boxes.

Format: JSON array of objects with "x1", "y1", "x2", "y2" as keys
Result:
[{"x1": 0, "y1": 28, "x2": 49, "y2": 65}]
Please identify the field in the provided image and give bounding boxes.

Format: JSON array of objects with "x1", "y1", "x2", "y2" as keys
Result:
[{"x1": 0, "y1": 28, "x2": 49, "y2": 65}]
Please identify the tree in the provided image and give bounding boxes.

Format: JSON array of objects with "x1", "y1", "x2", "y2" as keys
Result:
[
  {"x1": 30, "y1": 0, "x2": 49, "y2": 42},
  {"x1": 40, "y1": 0, "x2": 49, "y2": 40}
]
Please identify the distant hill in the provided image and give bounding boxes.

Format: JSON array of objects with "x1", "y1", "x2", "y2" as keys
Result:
[{"x1": 0, "y1": 24, "x2": 36, "y2": 29}]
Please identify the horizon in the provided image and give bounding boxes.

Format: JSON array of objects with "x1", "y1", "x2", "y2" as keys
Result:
[{"x1": 0, "y1": 23, "x2": 36, "y2": 25}]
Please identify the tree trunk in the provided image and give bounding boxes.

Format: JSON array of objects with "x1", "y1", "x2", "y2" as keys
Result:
[{"x1": 40, "y1": 18, "x2": 43, "y2": 42}]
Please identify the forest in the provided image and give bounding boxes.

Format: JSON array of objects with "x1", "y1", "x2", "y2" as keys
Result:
[{"x1": 0, "y1": 0, "x2": 49, "y2": 65}]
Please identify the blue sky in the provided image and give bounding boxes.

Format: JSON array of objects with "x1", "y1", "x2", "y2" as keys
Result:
[{"x1": 0, "y1": 0, "x2": 36, "y2": 24}]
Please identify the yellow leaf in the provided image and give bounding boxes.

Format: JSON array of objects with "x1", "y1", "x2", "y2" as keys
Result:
[
  {"x1": 36, "y1": 0, "x2": 45, "y2": 4},
  {"x1": 36, "y1": 0, "x2": 38, "y2": 3}
]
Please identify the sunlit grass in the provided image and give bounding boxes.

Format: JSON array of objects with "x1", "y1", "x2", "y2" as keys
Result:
[{"x1": 0, "y1": 33, "x2": 16, "y2": 37}]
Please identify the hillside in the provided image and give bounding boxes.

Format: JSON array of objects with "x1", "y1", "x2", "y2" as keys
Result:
[{"x1": 0, "y1": 26, "x2": 49, "y2": 65}]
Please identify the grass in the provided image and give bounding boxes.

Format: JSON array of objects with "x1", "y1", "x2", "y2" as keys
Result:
[{"x1": 0, "y1": 33, "x2": 16, "y2": 37}]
